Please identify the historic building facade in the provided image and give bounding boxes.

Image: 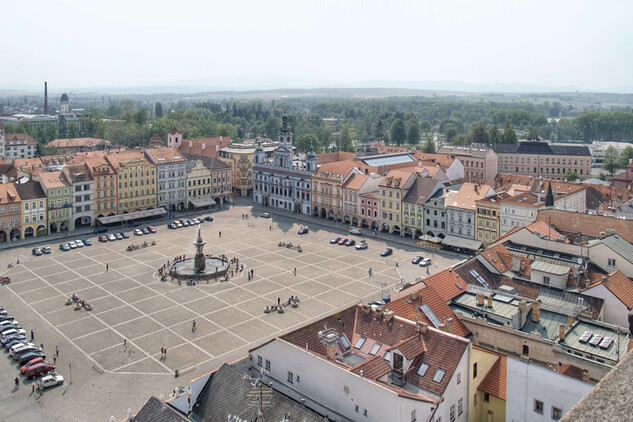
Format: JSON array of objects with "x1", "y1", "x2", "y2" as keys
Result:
[{"x1": 252, "y1": 115, "x2": 317, "y2": 215}]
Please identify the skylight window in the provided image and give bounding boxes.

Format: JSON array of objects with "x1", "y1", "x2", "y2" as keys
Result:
[
  {"x1": 383, "y1": 351, "x2": 391, "y2": 361},
  {"x1": 339, "y1": 335, "x2": 350, "y2": 349},
  {"x1": 417, "y1": 363, "x2": 430, "y2": 376},
  {"x1": 369, "y1": 343, "x2": 382, "y2": 356},
  {"x1": 433, "y1": 369, "x2": 446, "y2": 383},
  {"x1": 354, "y1": 337, "x2": 366, "y2": 349}
]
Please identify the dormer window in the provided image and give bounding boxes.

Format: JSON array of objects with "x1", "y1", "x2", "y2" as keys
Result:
[{"x1": 433, "y1": 369, "x2": 446, "y2": 383}]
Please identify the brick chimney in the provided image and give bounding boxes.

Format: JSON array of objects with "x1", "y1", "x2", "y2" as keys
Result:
[
  {"x1": 477, "y1": 293, "x2": 485, "y2": 306},
  {"x1": 567, "y1": 314, "x2": 574, "y2": 327},
  {"x1": 416, "y1": 321, "x2": 429, "y2": 333},
  {"x1": 531, "y1": 300, "x2": 540, "y2": 322},
  {"x1": 323, "y1": 332, "x2": 338, "y2": 360},
  {"x1": 582, "y1": 369, "x2": 589, "y2": 383},
  {"x1": 487, "y1": 296, "x2": 493, "y2": 308},
  {"x1": 559, "y1": 324, "x2": 566, "y2": 341},
  {"x1": 446, "y1": 318, "x2": 453, "y2": 334}
]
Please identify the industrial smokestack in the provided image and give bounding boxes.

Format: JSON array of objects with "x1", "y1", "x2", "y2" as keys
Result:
[{"x1": 44, "y1": 82, "x2": 48, "y2": 115}]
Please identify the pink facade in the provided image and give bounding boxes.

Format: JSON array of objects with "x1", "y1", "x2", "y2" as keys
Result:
[{"x1": 359, "y1": 192, "x2": 380, "y2": 230}]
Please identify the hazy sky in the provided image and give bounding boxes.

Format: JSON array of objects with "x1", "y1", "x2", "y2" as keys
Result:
[{"x1": 3, "y1": 0, "x2": 632, "y2": 91}]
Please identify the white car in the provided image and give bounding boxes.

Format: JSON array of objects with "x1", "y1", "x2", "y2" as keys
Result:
[
  {"x1": 74, "y1": 239, "x2": 84, "y2": 248},
  {"x1": 38, "y1": 374, "x2": 64, "y2": 389},
  {"x1": 355, "y1": 240, "x2": 368, "y2": 250},
  {"x1": 68, "y1": 241, "x2": 77, "y2": 249},
  {"x1": 2, "y1": 328, "x2": 26, "y2": 338},
  {"x1": 9, "y1": 342, "x2": 32, "y2": 353},
  {"x1": 419, "y1": 258, "x2": 432, "y2": 267}
]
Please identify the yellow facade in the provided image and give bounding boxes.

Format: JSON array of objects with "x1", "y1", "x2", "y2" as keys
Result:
[
  {"x1": 475, "y1": 202, "x2": 501, "y2": 247},
  {"x1": 113, "y1": 157, "x2": 156, "y2": 213},
  {"x1": 469, "y1": 347, "x2": 506, "y2": 422}
]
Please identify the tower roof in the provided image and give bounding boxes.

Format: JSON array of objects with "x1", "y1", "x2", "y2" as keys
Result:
[
  {"x1": 60, "y1": 93, "x2": 69, "y2": 102},
  {"x1": 307, "y1": 143, "x2": 316, "y2": 159},
  {"x1": 279, "y1": 113, "x2": 292, "y2": 135}
]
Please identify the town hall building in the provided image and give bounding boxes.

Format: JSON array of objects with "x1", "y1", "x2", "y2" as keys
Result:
[{"x1": 252, "y1": 114, "x2": 317, "y2": 215}]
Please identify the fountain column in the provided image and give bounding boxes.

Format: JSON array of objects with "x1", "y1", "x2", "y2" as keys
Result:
[{"x1": 193, "y1": 227, "x2": 207, "y2": 273}]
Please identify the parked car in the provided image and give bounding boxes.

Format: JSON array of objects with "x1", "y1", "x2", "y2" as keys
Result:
[
  {"x1": 32, "y1": 247, "x2": 42, "y2": 256},
  {"x1": 121, "y1": 232, "x2": 130, "y2": 239},
  {"x1": 0, "y1": 315, "x2": 16, "y2": 322},
  {"x1": 355, "y1": 240, "x2": 368, "y2": 250},
  {"x1": 41, "y1": 246, "x2": 51, "y2": 254},
  {"x1": 259, "y1": 212, "x2": 270, "y2": 218},
  {"x1": 380, "y1": 248, "x2": 393, "y2": 257},
  {"x1": 9, "y1": 342, "x2": 32, "y2": 354},
  {"x1": 59, "y1": 243, "x2": 71, "y2": 251},
  {"x1": 21, "y1": 358, "x2": 47, "y2": 374},
  {"x1": 74, "y1": 240, "x2": 84, "y2": 248},
  {"x1": 115, "y1": 233, "x2": 123, "y2": 240},
  {"x1": 419, "y1": 258, "x2": 432, "y2": 267},
  {"x1": 24, "y1": 362, "x2": 55, "y2": 379},
  {"x1": 167, "y1": 223, "x2": 177, "y2": 230},
  {"x1": 146, "y1": 225, "x2": 156, "y2": 233},
  {"x1": 142, "y1": 228, "x2": 150, "y2": 235},
  {"x1": 338, "y1": 238, "x2": 349, "y2": 245},
  {"x1": 181, "y1": 220, "x2": 190, "y2": 227},
  {"x1": 368, "y1": 300, "x2": 386, "y2": 309},
  {"x1": 204, "y1": 216, "x2": 214, "y2": 222},
  {"x1": 411, "y1": 256, "x2": 423, "y2": 265},
  {"x1": 93, "y1": 227, "x2": 108, "y2": 234},
  {"x1": 298, "y1": 227, "x2": 309, "y2": 235},
  {"x1": 173, "y1": 220, "x2": 183, "y2": 228},
  {"x1": 330, "y1": 237, "x2": 341, "y2": 244},
  {"x1": 0, "y1": 320, "x2": 19, "y2": 328},
  {"x1": 5, "y1": 338, "x2": 27, "y2": 350},
  {"x1": 345, "y1": 239, "x2": 356, "y2": 247},
  {"x1": 18, "y1": 351, "x2": 46, "y2": 365},
  {"x1": 107, "y1": 233, "x2": 116, "y2": 241},
  {"x1": 83, "y1": 239, "x2": 92, "y2": 246},
  {"x1": 11, "y1": 345, "x2": 40, "y2": 359},
  {"x1": 38, "y1": 374, "x2": 64, "y2": 389},
  {"x1": 68, "y1": 241, "x2": 77, "y2": 249},
  {"x1": 98, "y1": 235, "x2": 108, "y2": 243}
]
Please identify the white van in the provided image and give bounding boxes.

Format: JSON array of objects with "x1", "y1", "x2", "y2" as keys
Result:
[{"x1": 349, "y1": 227, "x2": 363, "y2": 235}]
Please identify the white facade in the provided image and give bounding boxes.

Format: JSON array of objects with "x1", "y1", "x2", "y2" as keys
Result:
[
  {"x1": 588, "y1": 242, "x2": 633, "y2": 279},
  {"x1": 506, "y1": 357, "x2": 593, "y2": 422},
  {"x1": 447, "y1": 208, "x2": 477, "y2": 239},
  {"x1": 500, "y1": 203, "x2": 539, "y2": 235},
  {"x1": 156, "y1": 161, "x2": 187, "y2": 211},
  {"x1": 249, "y1": 338, "x2": 469, "y2": 422},
  {"x1": 445, "y1": 158, "x2": 465, "y2": 181},
  {"x1": 583, "y1": 283, "x2": 630, "y2": 327}
]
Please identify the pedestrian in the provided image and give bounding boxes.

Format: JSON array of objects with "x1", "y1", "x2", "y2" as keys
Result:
[
  {"x1": 32, "y1": 384, "x2": 35, "y2": 394},
  {"x1": 124, "y1": 339, "x2": 127, "y2": 347},
  {"x1": 53, "y1": 356, "x2": 56, "y2": 365},
  {"x1": 55, "y1": 345, "x2": 59, "y2": 357},
  {"x1": 14, "y1": 377, "x2": 19, "y2": 389},
  {"x1": 106, "y1": 263, "x2": 109, "y2": 272},
  {"x1": 30, "y1": 329, "x2": 34, "y2": 341},
  {"x1": 192, "y1": 320, "x2": 197, "y2": 332},
  {"x1": 293, "y1": 268, "x2": 296, "y2": 276},
  {"x1": 277, "y1": 297, "x2": 281, "y2": 306},
  {"x1": 426, "y1": 267, "x2": 430, "y2": 275},
  {"x1": 269, "y1": 225, "x2": 272, "y2": 231},
  {"x1": 164, "y1": 347, "x2": 167, "y2": 358},
  {"x1": 369, "y1": 267, "x2": 373, "y2": 277},
  {"x1": 219, "y1": 231, "x2": 222, "y2": 238}
]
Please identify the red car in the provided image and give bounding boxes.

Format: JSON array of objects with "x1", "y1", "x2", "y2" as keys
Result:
[
  {"x1": 21, "y1": 357, "x2": 45, "y2": 374},
  {"x1": 146, "y1": 225, "x2": 156, "y2": 233},
  {"x1": 98, "y1": 235, "x2": 108, "y2": 242},
  {"x1": 24, "y1": 362, "x2": 55, "y2": 378},
  {"x1": 338, "y1": 238, "x2": 349, "y2": 245}
]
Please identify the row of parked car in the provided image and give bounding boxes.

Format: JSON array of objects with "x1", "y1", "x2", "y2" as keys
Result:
[
  {"x1": 0, "y1": 307, "x2": 64, "y2": 389},
  {"x1": 59, "y1": 239, "x2": 94, "y2": 251},
  {"x1": 167, "y1": 216, "x2": 212, "y2": 229},
  {"x1": 330, "y1": 237, "x2": 369, "y2": 250}
]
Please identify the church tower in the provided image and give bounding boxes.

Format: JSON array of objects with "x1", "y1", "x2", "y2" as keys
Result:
[
  {"x1": 275, "y1": 113, "x2": 294, "y2": 169},
  {"x1": 545, "y1": 181, "x2": 554, "y2": 207},
  {"x1": 306, "y1": 143, "x2": 317, "y2": 172},
  {"x1": 59, "y1": 93, "x2": 70, "y2": 114},
  {"x1": 167, "y1": 127, "x2": 182, "y2": 149},
  {"x1": 254, "y1": 139, "x2": 264, "y2": 164}
]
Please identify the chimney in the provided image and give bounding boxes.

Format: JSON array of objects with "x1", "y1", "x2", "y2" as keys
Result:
[
  {"x1": 189, "y1": 140, "x2": 192, "y2": 148},
  {"x1": 512, "y1": 257, "x2": 521, "y2": 272},
  {"x1": 416, "y1": 321, "x2": 429, "y2": 333},
  {"x1": 486, "y1": 296, "x2": 493, "y2": 308},
  {"x1": 477, "y1": 293, "x2": 485, "y2": 306},
  {"x1": 546, "y1": 360, "x2": 559, "y2": 372},
  {"x1": 567, "y1": 314, "x2": 574, "y2": 327},
  {"x1": 582, "y1": 369, "x2": 589, "y2": 383},
  {"x1": 220, "y1": 136, "x2": 223, "y2": 143},
  {"x1": 360, "y1": 370, "x2": 364, "y2": 377},
  {"x1": 531, "y1": 300, "x2": 540, "y2": 323},
  {"x1": 202, "y1": 143, "x2": 206, "y2": 150},
  {"x1": 323, "y1": 332, "x2": 338, "y2": 360},
  {"x1": 44, "y1": 82, "x2": 48, "y2": 115},
  {"x1": 559, "y1": 324, "x2": 566, "y2": 341},
  {"x1": 446, "y1": 318, "x2": 453, "y2": 334}
]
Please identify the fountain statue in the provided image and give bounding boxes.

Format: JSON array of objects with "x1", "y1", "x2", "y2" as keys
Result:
[
  {"x1": 169, "y1": 226, "x2": 229, "y2": 282},
  {"x1": 193, "y1": 227, "x2": 207, "y2": 273}
]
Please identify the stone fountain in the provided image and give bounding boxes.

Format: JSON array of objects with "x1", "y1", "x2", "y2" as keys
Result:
[{"x1": 169, "y1": 227, "x2": 229, "y2": 282}]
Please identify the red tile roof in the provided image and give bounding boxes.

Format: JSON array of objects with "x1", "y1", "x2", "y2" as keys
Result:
[
  {"x1": 602, "y1": 271, "x2": 633, "y2": 308},
  {"x1": 316, "y1": 151, "x2": 355, "y2": 164},
  {"x1": 537, "y1": 209, "x2": 633, "y2": 244},
  {"x1": 477, "y1": 354, "x2": 507, "y2": 400},
  {"x1": 422, "y1": 268, "x2": 469, "y2": 302},
  {"x1": 559, "y1": 363, "x2": 586, "y2": 381}
]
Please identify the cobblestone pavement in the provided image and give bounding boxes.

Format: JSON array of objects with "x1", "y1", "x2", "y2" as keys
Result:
[{"x1": 0, "y1": 203, "x2": 464, "y2": 421}]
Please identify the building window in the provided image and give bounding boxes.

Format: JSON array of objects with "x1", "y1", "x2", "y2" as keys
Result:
[
  {"x1": 552, "y1": 406, "x2": 562, "y2": 420},
  {"x1": 458, "y1": 398, "x2": 463, "y2": 415},
  {"x1": 411, "y1": 409, "x2": 417, "y2": 422},
  {"x1": 608, "y1": 258, "x2": 616, "y2": 267},
  {"x1": 473, "y1": 362, "x2": 478, "y2": 378},
  {"x1": 287, "y1": 371, "x2": 294, "y2": 383},
  {"x1": 256, "y1": 356, "x2": 262, "y2": 366},
  {"x1": 483, "y1": 392, "x2": 490, "y2": 403},
  {"x1": 265, "y1": 359, "x2": 270, "y2": 371},
  {"x1": 474, "y1": 393, "x2": 477, "y2": 406},
  {"x1": 543, "y1": 276, "x2": 550, "y2": 285},
  {"x1": 450, "y1": 404, "x2": 455, "y2": 422},
  {"x1": 456, "y1": 372, "x2": 461, "y2": 384},
  {"x1": 534, "y1": 399, "x2": 544, "y2": 414}
]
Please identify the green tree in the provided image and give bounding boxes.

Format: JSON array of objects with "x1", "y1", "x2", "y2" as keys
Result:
[
  {"x1": 488, "y1": 125, "x2": 501, "y2": 144},
  {"x1": 39, "y1": 145, "x2": 59, "y2": 156},
  {"x1": 528, "y1": 128, "x2": 539, "y2": 139},
  {"x1": 373, "y1": 119, "x2": 385, "y2": 141},
  {"x1": 562, "y1": 170, "x2": 579, "y2": 181},
  {"x1": 445, "y1": 127, "x2": 458, "y2": 144},
  {"x1": 339, "y1": 123, "x2": 355, "y2": 152},
  {"x1": 406, "y1": 119, "x2": 420, "y2": 145},
  {"x1": 502, "y1": 120, "x2": 517, "y2": 143},
  {"x1": 155, "y1": 102, "x2": 164, "y2": 118},
  {"x1": 295, "y1": 134, "x2": 322, "y2": 154},
  {"x1": 389, "y1": 119, "x2": 406, "y2": 146},
  {"x1": 619, "y1": 145, "x2": 633, "y2": 167},
  {"x1": 602, "y1": 146, "x2": 621, "y2": 176},
  {"x1": 422, "y1": 137, "x2": 436, "y2": 153},
  {"x1": 468, "y1": 123, "x2": 488, "y2": 144},
  {"x1": 420, "y1": 120, "x2": 432, "y2": 136}
]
